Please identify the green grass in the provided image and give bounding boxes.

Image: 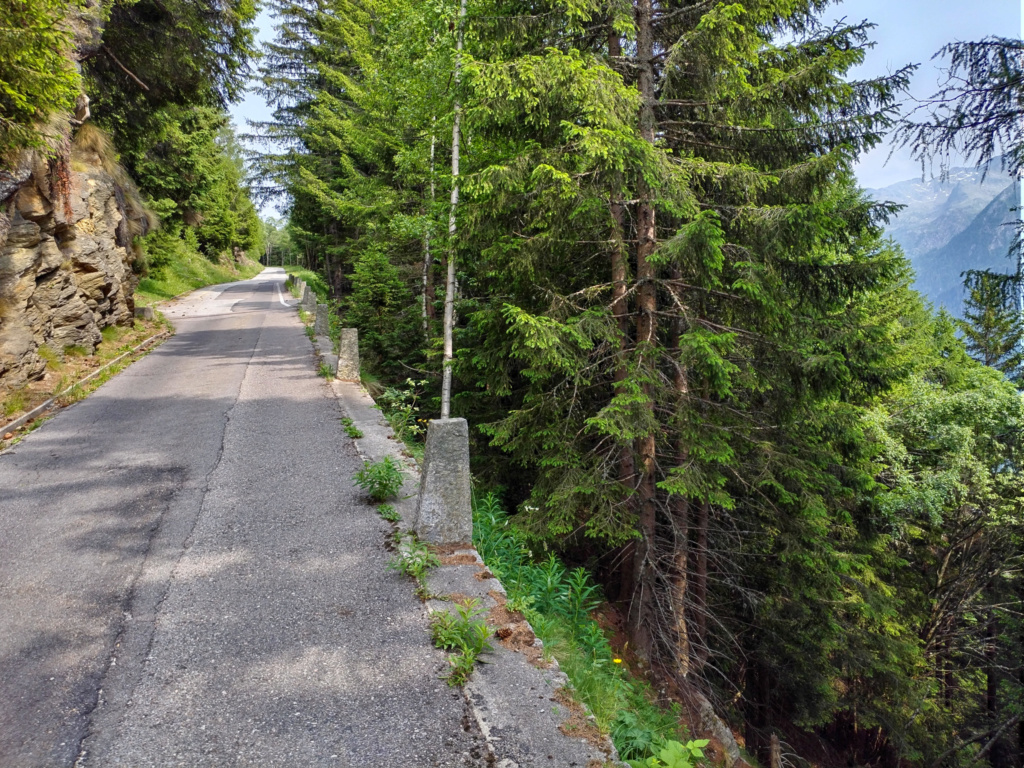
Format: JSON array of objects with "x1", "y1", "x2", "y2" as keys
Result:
[
  {"x1": 472, "y1": 493, "x2": 686, "y2": 762},
  {"x1": 284, "y1": 265, "x2": 330, "y2": 302},
  {"x1": 377, "y1": 503, "x2": 401, "y2": 522},
  {"x1": 2, "y1": 389, "x2": 27, "y2": 417},
  {"x1": 101, "y1": 325, "x2": 124, "y2": 344},
  {"x1": 36, "y1": 345, "x2": 61, "y2": 370},
  {"x1": 135, "y1": 252, "x2": 263, "y2": 306}
]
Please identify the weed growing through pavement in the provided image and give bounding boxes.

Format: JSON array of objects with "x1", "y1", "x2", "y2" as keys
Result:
[
  {"x1": 377, "y1": 504, "x2": 400, "y2": 523},
  {"x1": 339, "y1": 416, "x2": 364, "y2": 438},
  {"x1": 388, "y1": 535, "x2": 440, "y2": 600},
  {"x1": 317, "y1": 362, "x2": 333, "y2": 378},
  {"x1": 353, "y1": 456, "x2": 403, "y2": 502},
  {"x1": 305, "y1": 325, "x2": 316, "y2": 341},
  {"x1": 429, "y1": 599, "x2": 493, "y2": 686}
]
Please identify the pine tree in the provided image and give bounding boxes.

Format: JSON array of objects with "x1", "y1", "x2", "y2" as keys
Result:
[{"x1": 959, "y1": 270, "x2": 1024, "y2": 382}]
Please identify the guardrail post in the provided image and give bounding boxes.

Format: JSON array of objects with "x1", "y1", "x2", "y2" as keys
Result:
[
  {"x1": 301, "y1": 286, "x2": 316, "y2": 313},
  {"x1": 336, "y1": 328, "x2": 360, "y2": 382},
  {"x1": 314, "y1": 304, "x2": 329, "y2": 336},
  {"x1": 414, "y1": 418, "x2": 473, "y2": 544}
]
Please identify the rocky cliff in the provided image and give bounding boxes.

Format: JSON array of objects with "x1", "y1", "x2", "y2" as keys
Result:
[
  {"x1": 0, "y1": 0, "x2": 148, "y2": 393},
  {"x1": 0, "y1": 141, "x2": 145, "y2": 391}
]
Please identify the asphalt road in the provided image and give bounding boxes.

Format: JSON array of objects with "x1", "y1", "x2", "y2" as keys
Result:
[{"x1": 0, "y1": 269, "x2": 482, "y2": 767}]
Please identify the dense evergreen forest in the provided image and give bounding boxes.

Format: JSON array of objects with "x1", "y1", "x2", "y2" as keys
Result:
[{"x1": 4, "y1": 0, "x2": 1023, "y2": 766}]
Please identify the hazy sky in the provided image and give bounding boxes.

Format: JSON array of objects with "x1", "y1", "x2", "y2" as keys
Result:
[
  {"x1": 229, "y1": 1, "x2": 1022, "y2": 195},
  {"x1": 830, "y1": 0, "x2": 1020, "y2": 188}
]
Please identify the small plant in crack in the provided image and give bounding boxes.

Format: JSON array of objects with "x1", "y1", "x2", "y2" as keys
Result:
[
  {"x1": 317, "y1": 362, "x2": 334, "y2": 378},
  {"x1": 340, "y1": 417, "x2": 363, "y2": 437},
  {"x1": 377, "y1": 503, "x2": 401, "y2": 523},
  {"x1": 388, "y1": 535, "x2": 440, "y2": 600},
  {"x1": 305, "y1": 325, "x2": 316, "y2": 341},
  {"x1": 429, "y1": 599, "x2": 493, "y2": 686},
  {"x1": 353, "y1": 456, "x2": 403, "y2": 502}
]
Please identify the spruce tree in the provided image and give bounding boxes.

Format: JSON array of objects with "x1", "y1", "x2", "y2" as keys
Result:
[{"x1": 959, "y1": 270, "x2": 1024, "y2": 382}]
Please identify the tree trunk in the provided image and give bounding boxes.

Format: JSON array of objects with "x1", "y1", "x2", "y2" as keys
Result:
[
  {"x1": 669, "y1": 270, "x2": 691, "y2": 680},
  {"x1": 628, "y1": 0, "x2": 658, "y2": 657},
  {"x1": 422, "y1": 125, "x2": 437, "y2": 338},
  {"x1": 440, "y1": 0, "x2": 466, "y2": 420},
  {"x1": 694, "y1": 500, "x2": 709, "y2": 666},
  {"x1": 608, "y1": 30, "x2": 640, "y2": 606}
]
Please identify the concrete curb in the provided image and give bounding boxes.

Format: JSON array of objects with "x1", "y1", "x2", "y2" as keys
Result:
[{"x1": 322, "y1": 377, "x2": 624, "y2": 768}]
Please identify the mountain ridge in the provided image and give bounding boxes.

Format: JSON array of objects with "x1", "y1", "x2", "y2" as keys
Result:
[{"x1": 865, "y1": 162, "x2": 1019, "y2": 315}]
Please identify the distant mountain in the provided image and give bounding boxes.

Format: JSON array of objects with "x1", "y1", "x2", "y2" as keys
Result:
[{"x1": 866, "y1": 162, "x2": 1019, "y2": 316}]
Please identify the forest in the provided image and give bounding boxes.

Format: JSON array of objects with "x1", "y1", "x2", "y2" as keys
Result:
[{"x1": 4, "y1": 0, "x2": 1023, "y2": 766}]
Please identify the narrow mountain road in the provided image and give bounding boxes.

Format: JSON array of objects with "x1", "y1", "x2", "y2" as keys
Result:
[{"x1": 0, "y1": 269, "x2": 483, "y2": 767}]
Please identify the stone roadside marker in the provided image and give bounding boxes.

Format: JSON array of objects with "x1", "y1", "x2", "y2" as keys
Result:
[
  {"x1": 301, "y1": 285, "x2": 316, "y2": 313},
  {"x1": 414, "y1": 418, "x2": 473, "y2": 544},
  {"x1": 134, "y1": 306, "x2": 155, "y2": 321},
  {"x1": 336, "y1": 328, "x2": 360, "y2": 382},
  {"x1": 314, "y1": 304, "x2": 329, "y2": 336}
]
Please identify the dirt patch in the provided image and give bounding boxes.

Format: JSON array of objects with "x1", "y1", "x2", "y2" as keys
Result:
[
  {"x1": 554, "y1": 687, "x2": 609, "y2": 754},
  {"x1": 428, "y1": 542, "x2": 474, "y2": 556},
  {"x1": 473, "y1": 569, "x2": 495, "y2": 581},
  {"x1": 440, "y1": 553, "x2": 479, "y2": 566},
  {"x1": 487, "y1": 589, "x2": 524, "y2": 626},
  {"x1": 443, "y1": 592, "x2": 480, "y2": 608},
  {"x1": 488, "y1": 603, "x2": 522, "y2": 625}
]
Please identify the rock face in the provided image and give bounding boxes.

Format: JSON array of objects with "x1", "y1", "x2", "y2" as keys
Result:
[{"x1": 0, "y1": 147, "x2": 140, "y2": 390}]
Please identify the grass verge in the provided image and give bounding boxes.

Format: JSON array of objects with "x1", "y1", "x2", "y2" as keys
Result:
[
  {"x1": 135, "y1": 253, "x2": 263, "y2": 306},
  {"x1": 1, "y1": 319, "x2": 169, "y2": 444},
  {"x1": 284, "y1": 265, "x2": 330, "y2": 301},
  {"x1": 472, "y1": 492, "x2": 689, "y2": 763}
]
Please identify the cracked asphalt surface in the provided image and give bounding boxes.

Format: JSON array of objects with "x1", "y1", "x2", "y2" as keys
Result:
[{"x1": 0, "y1": 269, "x2": 482, "y2": 767}]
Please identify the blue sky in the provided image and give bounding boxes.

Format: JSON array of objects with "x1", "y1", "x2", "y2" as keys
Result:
[
  {"x1": 229, "y1": 1, "x2": 1022, "y2": 195},
  {"x1": 831, "y1": 0, "x2": 1020, "y2": 188}
]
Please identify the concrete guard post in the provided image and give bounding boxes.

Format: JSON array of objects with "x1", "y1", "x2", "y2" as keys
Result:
[
  {"x1": 314, "y1": 303, "x2": 329, "y2": 336},
  {"x1": 302, "y1": 285, "x2": 316, "y2": 313},
  {"x1": 414, "y1": 418, "x2": 473, "y2": 545},
  {"x1": 336, "y1": 328, "x2": 360, "y2": 382}
]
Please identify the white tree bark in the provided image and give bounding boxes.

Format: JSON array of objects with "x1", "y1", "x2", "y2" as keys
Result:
[
  {"x1": 422, "y1": 122, "x2": 437, "y2": 338},
  {"x1": 440, "y1": 0, "x2": 466, "y2": 420}
]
